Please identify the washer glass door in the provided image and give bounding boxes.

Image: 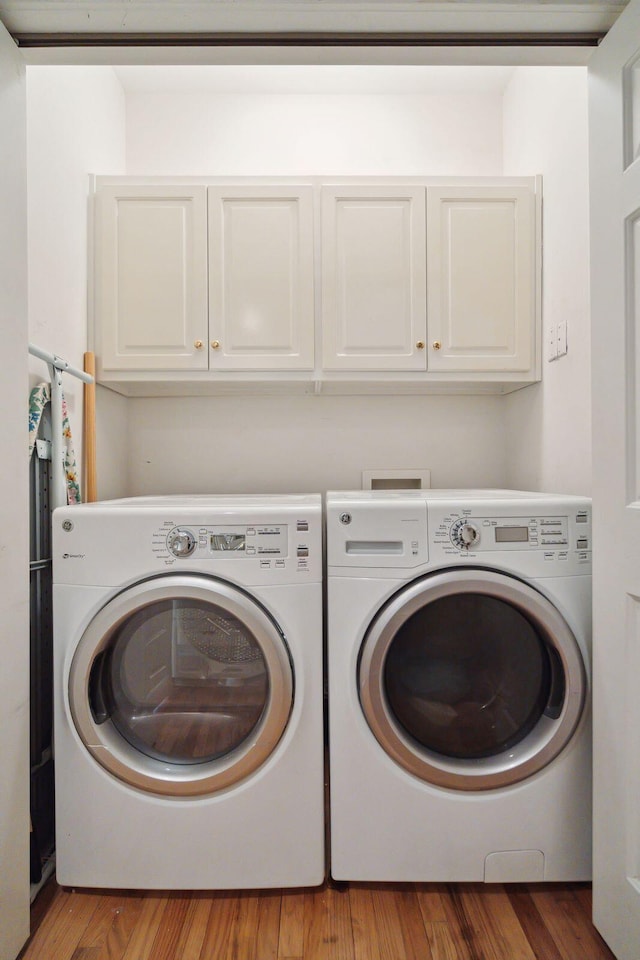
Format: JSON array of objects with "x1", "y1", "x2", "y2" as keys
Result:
[
  {"x1": 358, "y1": 569, "x2": 586, "y2": 791},
  {"x1": 70, "y1": 575, "x2": 293, "y2": 797}
]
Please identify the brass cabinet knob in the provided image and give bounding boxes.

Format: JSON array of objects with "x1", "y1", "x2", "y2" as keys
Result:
[
  {"x1": 416, "y1": 341, "x2": 425, "y2": 350},
  {"x1": 194, "y1": 340, "x2": 203, "y2": 349},
  {"x1": 210, "y1": 340, "x2": 220, "y2": 350},
  {"x1": 432, "y1": 340, "x2": 442, "y2": 351}
]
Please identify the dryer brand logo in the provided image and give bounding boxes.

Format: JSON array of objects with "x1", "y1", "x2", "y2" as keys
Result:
[{"x1": 62, "y1": 553, "x2": 86, "y2": 560}]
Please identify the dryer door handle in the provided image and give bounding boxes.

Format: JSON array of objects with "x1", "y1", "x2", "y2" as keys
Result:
[{"x1": 88, "y1": 650, "x2": 111, "y2": 725}]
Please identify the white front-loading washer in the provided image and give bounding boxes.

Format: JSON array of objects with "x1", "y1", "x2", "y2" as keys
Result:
[
  {"x1": 327, "y1": 490, "x2": 592, "y2": 883},
  {"x1": 53, "y1": 495, "x2": 324, "y2": 889}
]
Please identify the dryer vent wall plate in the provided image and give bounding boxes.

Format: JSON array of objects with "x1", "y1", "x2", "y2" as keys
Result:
[{"x1": 362, "y1": 469, "x2": 431, "y2": 490}]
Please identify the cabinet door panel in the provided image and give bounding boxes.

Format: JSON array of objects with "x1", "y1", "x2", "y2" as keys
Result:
[
  {"x1": 208, "y1": 187, "x2": 314, "y2": 370},
  {"x1": 95, "y1": 186, "x2": 208, "y2": 371},
  {"x1": 427, "y1": 185, "x2": 536, "y2": 373},
  {"x1": 322, "y1": 187, "x2": 427, "y2": 371}
]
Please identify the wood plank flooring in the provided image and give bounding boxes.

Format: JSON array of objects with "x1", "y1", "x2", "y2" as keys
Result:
[{"x1": 20, "y1": 880, "x2": 617, "y2": 960}]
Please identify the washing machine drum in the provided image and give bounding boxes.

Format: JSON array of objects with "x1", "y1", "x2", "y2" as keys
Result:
[
  {"x1": 69, "y1": 575, "x2": 293, "y2": 797},
  {"x1": 358, "y1": 568, "x2": 587, "y2": 791}
]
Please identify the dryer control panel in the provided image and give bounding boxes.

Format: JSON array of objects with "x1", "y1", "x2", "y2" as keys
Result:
[
  {"x1": 167, "y1": 524, "x2": 289, "y2": 559},
  {"x1": 53, "y1": 495, "x2": 322, "y2": 586}
]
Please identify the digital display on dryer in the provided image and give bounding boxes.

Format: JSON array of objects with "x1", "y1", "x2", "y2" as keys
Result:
[{"x1": 210, "y1": 533, "x2": 246, "y2": 552}]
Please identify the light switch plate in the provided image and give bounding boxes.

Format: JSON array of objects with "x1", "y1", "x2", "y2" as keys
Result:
[{"x1": 557, "y1": 320, "x2": 568, "y2": 357}]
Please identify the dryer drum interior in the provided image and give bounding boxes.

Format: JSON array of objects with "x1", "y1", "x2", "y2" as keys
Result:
[
  {"x1": 358, "y1": 569, "x2": 586, "y2": 792},
  {"x1": 69, "y1": 575, "x2": 294, "y2": 797}
]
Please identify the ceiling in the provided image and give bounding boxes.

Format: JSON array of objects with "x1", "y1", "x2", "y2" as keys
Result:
[{"x1": 0, "y1": 1, "x2": 630, "y2": 47}]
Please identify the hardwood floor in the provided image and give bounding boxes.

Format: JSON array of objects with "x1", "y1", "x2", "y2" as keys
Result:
[{"x1": 20, "y1": 879, "x2": 617, "y2": 960}]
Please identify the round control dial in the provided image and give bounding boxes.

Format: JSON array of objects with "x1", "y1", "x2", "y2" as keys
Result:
[
  {"x1": 167, "y1": 527, "x2": 197, "y2": 558},
  {"x1": 450, "y1": 519, "x2": 480, "y2": 551}
]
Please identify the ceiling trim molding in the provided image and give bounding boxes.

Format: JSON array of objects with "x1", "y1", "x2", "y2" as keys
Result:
[
  {"x1": 13, "y1": 30, "x2": 604, "y2": 49},
  {"x1": 0, "y1": 0, "x2": 628, "y2": 44}
]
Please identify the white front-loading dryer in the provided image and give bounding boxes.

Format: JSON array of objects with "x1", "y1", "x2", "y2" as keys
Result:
[
  {"x1": 327, "y1": 490, "x2": 592, "y2": 883},
  {"x1": 53, "y1": 495, "x2": 324, "y2": 889}
]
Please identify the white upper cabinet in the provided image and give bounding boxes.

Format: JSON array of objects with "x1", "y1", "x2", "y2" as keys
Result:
[
  {"x1": 95, "y1": 183, "x2": 314, "y2": 376},
  {"x1": 321, "y1": 186, "x2": 427, "y2": 371},
  {"x1": 208, "y1": 186, "x2": 314, "y2": 371},
  {"x1": 92, "y1": 177, "x2": 540, "y2": 395},
  {"x1": 94, "y1": 185, "x2": 209, "y2": 372},
  {"x1": 426, "y1": 184, "x2": 536, "y2": 374}
]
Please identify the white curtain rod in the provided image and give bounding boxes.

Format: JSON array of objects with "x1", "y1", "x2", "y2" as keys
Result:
[{"x1": 29, "y1": 343, "x2": 94, "y2": 384}]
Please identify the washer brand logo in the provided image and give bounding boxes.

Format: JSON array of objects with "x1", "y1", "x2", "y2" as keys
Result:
[{"x1": 62, "y1": 553, "x2": 85, "y2": 560}]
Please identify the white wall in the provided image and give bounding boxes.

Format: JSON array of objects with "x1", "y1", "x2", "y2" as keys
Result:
[
  {"x1": 27, "y1": 66, "x2": 129, "y2": 501},
  {"x1": 502, "y1": 67, "x2": 591, "y2": 495},
  {"x1": 0, "y1": 23, "x2": 29, "y2": 960},
  {"x1": 128, "y1": 394, "x2": 508, "y2": 495},
  {"x1": 123, "y1": 83, "x2": 508, "y2": 495},
  {"x1": 125, "y1": 91, "x2": 503, "y2": 176}
]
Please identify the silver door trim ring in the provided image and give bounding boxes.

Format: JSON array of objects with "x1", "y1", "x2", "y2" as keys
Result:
[
  {"x1": 358, "y1": 568, "x2": 586, "y2": 791},
  {"x1": 69, "y1": 575, "x2": 294, "y2": 797}
]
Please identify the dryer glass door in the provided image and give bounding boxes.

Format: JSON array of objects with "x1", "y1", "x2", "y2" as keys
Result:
[
  {"x1": 359, "y1": 569, "x2": 586, "y2": 791},
  {"x1": 69, "y1": 575, "x2": 293, "y2": 797},
  {"x1": 95, "y1": 596, "x2": 269, "y2": 765}
]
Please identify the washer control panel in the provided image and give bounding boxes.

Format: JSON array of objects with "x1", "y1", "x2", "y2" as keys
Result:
[
  {"x1": 447, "y1": 515, "x2": 573, "y2": 551},
  {"x1": 430, "y1": 505, "x2": 592, "y2": 569},
  {"x1": 449, "y1": 519, "x2": 481, "y2": 550},
  {"x1": 325, "y1": 494, "x2": 591, "y2": 575}
]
